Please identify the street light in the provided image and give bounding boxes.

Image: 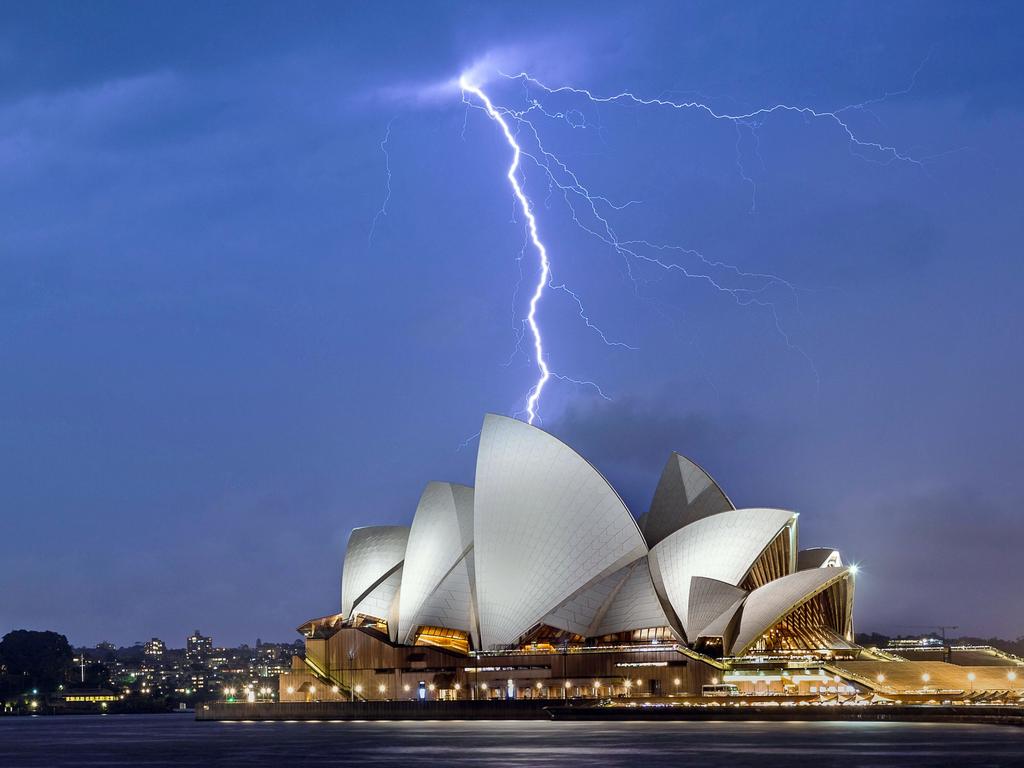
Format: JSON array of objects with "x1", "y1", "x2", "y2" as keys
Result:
[
  {"x1": 1008, "y1": 671, "x2": 1017, "y2": 688},
  {"x1": 921, "y1": 673, "x2": 931, "y2": 692},
  {"x1": 967, "y1": 672, "x2": 976, "y2": 692},
  {"x1": 877, "y1": 673, "x2": 886, "y2": 684},
  {"x1": 378, "y1": 683, "x2": 386, "y2": 697}
]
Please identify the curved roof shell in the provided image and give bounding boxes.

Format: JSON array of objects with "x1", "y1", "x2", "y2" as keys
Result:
[
  {"x1": 542, "y1": 562, "x2": 634, "y2": 638},
  {"x1": 350, "y1": 566, "x2": 403, "y2": 636},
  {"x1": 593, "y1": 556, "x2": 673, "y2": 636},
  {"x1": 397, "y1": 482, "x2": 474, "y2": 644},
  {"x1": 542, "y1": 555, "x2": 672, "y2": 638},
  {"x1": 340, "y1": 525, "x2": 409, "y2": 619},
  {"x1": 405, "y1": 550, "x2": 475, "y2": 639},
  {"x1": 798, "y1": 547, "x2": 843, "y2": 570},
  {"x1": 686, "y1": 576, "x2": 748, "y2": 640},
  {"x1": 730, "y1": 566, "x2": 853, "y2": 655},
  {"x1": 648, "y1": 508, "x2": 796, "y2": 639},
  {"x1": 473, "y1": 414, "x2": 648, "y2": 648},
  {"x1": 640, "y1": 453, "x2": 734, "y2": 548}
]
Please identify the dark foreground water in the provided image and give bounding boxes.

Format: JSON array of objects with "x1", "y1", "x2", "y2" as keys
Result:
[{"x1": 1, "y1": 714, "x2": 1022, "y2": 767}]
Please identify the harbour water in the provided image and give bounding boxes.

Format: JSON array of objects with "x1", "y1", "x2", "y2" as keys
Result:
[{"x1": 1, "y1": 714, "x2": 1022, "y2": 767}]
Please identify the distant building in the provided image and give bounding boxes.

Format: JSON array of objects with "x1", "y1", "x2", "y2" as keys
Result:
[
  {"x1": 143, "y1": 638, "x2": 165, "y2": 657},
  {"x1": 187, "y1": 630, "x2": 213, "y2": 663}
]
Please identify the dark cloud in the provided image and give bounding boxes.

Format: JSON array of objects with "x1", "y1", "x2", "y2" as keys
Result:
[{"x1": 550, "y1": 393, "x2": 776, "y2": 516}]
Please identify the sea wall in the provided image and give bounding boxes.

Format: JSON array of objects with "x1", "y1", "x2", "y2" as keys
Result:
[
  {"x1": 197, "y1": 700, "x2": 554, "y2": 721},
  {"x1": 198, "y1": 700, "x2": 1023, "y2": 726}
]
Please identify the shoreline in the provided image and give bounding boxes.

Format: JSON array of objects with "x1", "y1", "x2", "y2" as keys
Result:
[{"x1": 196, "y1": 700, "x2": 1024, "y2": 727}]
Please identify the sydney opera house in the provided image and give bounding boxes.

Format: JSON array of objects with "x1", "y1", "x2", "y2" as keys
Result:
[{"x1": 280, "y1": 413, "x2": 861, "y2": 701}]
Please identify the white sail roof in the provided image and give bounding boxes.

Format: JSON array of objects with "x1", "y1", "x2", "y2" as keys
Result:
[
  {"x1": 648, "y1": 508, "x2": 796, "y2": 639},
  {"x1": 396, "y1": 482, "x2": 474, "y2": 643},
  {"x1": 686, "y1": 576, "x2": 748, "y2": 640},
  {"x1": 473, "y1": 414, "x2": 648, "y2": 648},
  {"x1": 542, "y1": 565, "x2": 633, "y2": 638},
  {"x1": 639, "y1": 453, "x2": 734, "y2": 548},
  {"x1": 340, "y1": 525, "x2": 409, "y2": 618},
  {"x1": 406, "y1": 551, "x2": 476, "y2": 640},
  {"x1": 350, "y1": 565, "x2": 403, "y2": 637},
  {"x1": 593, "y1": 556, "x2": 673, "y2": 636},
  {"x1": 730, "y1": 566, "x2": 853, "y2": 655}
]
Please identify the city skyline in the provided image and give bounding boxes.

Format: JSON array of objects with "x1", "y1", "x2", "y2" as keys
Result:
[{"x1": 2, "y1": 1, "x2": 1022, "y2": 646}]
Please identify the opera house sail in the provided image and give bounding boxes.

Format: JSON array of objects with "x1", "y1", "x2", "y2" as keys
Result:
[{"x1": 281, "y1": 413, "x2": 858, "y2": 701}]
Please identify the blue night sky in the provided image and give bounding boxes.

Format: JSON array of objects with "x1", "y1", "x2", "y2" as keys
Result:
[{"x1": 2, "y1": 2, "x2": 1022, "y2": 647}]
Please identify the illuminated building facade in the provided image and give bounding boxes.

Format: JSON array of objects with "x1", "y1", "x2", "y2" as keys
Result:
[{"x1": 186, "y1": 630, "x2": 213, "y2": 664}]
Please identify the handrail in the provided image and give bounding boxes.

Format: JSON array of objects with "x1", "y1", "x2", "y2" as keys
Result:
[{"x1": 300, "y1": 655, "x2": 364, "y2": 701}]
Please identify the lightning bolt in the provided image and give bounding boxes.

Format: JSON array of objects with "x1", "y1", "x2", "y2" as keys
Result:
[
  {"x1": 509, "y1": 72, "x2": 922, "y2": 166},
  {"x1": 368, "y1": 118, "x2": 395, "y2": 246},
  {"x1": 460, "y1": 76, "x2": 552, "y2": 425},
  {"x1": 456, "y1": 62, "x2": 925, "y2": 421}
]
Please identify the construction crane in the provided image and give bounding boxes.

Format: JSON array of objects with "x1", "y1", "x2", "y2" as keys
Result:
[{"x1": 898, "y1": 625, "x2": 960, "y2": 663}]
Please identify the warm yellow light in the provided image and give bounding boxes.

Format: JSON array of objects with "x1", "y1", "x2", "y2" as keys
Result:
[
  {"x1": 454, "y1": 683, "x2": 461, "y2": 691},
  {"x1": 287, "y1": 686, "x2": 294, "y2": 694},
  {"x1": 354, "y1": 684, "x2": 363, "y2": 693},
  {"x1": 378, "y1": 684, "x2": 386, "y2": 693},
  {"x1": 309, "y1": 686, "x2": 316, "y2": 694},
  {"x1": 480, "y1": 683, "x2": 488, "y2": 690},
  {"x1": 635, "y1": 679, "x2": 642, "y2": 686},
  {"x1": 331, "y1": 685, "x2": 339, "y2": 693},
  {"x1": 564, "y1": 681, "x2": 572, "y2": 688},
  {"x1": 593, "y1": 681, "x2": 600, "y2": 688},
  {"x1": 1009, "y1": 672, "x2": 1018, "y2": 682},
  {"x1": 428, "y1": 684, "x2": 436, "y2": 691},
  {"x1": 536, "y1": 682, "x2": 543, "y2": 689},
  {"x1": 922, "y1": 673, "x2": 931, "y2": 683},
  {"x1": 711, "y1": 677, "x2": 718, "y2": 685},
  {"x1": 403, "y1": 684, "x2": 411, "y2": 692},
  {"x1": 624, "y1": 679, "x2": 632, "y2": 688},
  {"x1": 673, "y1": 678, "x2": 681, "y2": 686},
  {"x1": 877, "y1": 673, "x2": 886, "y2": 683}
]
